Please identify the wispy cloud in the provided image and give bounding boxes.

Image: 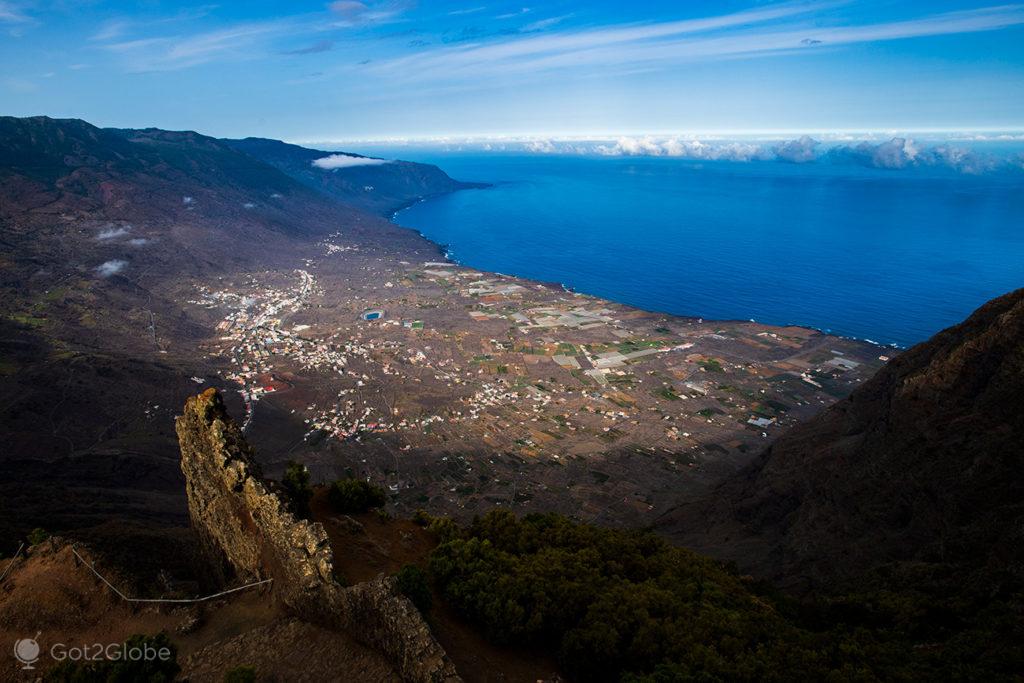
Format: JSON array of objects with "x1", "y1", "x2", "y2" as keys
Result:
[
  {"x1": 522, "y1": 15, "x2": 571, "y2": 33},
  {"x1": 496, "y1": 8, "x2": 530, "y2": 20},
  {"x1": 165, "y1": 22, "x2": 288, "y2": 66},
  {"x1": 1, "y1": 76, "x2": 37, "y2": 92},
  {"x1": 282, "y1": 39, "x2": 335, "y2": 55},
  {"x1": 449, "y1": 6, "x2": 486, "y2": 16},
  {"x1": 91, "y1": 19, "x2": 129, "y2": 42},
  {"x1": 373, "y1": 2, "x2": 820, "y2": 77},
  {"x1": 329, "y1": 0, "x2": 413, "y2": 26},
  {"x1": 0, "y1": 1, "x2": 30, "y2": 24},
  {"x1": 90, "y1": 7, "x2": 218, "y2": 42},
  {"x1": 370, "y1": 3, "x2": 1024, "y2": 81},
  {"x1": 103, "y1": 19, "x2": 300, "y2": 71}
]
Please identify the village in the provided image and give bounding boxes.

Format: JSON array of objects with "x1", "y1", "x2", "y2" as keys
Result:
[{"x1": 186, "y1": 240, "x2": 886, "y2": 524}]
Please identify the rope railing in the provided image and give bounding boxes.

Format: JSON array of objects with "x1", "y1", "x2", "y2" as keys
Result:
[
  {"x1": 70, "y1": 545, "x2": 272, "y2": 604},
  {"x1": 0, "y1": 543, "x2": 25, "y2": 584}
]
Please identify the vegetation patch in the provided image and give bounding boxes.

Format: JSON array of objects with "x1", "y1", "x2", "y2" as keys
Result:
[
  {"x1": 327, "y1": 478, "x2": 386, "y2": 513},
  {"x1": 395, "y1": 564, "x2": 432, "y2": 613},
  {"x1": 617, "y1": 339, "x2": 666, "y2": 354},
  {"x1": 426, "y1": 511, "x2": 1021, "y2": 682},
  {"x1": 698, "y1": 358, "x2": 725, "y2": 373},
  {"x1": 282, "y1": 461, "x2": 313, "y2": 518},
  {"x1": 28, "y1": 527, "x2": 50, "y2": 546},
  {"x1": 655, "y1": 387, "x2": 681, "y2": 401}
]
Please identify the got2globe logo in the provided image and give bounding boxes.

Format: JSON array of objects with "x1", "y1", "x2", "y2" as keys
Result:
[
  {"x1": 13, "y1": 633, "x2": 41, "y2": 670},
  {"x1": 12, "y1": 634, "x2": 174, "y2": 671}
]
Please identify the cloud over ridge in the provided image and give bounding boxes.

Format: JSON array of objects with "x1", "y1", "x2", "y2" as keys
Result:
[{"x1": 312, "y1": 154, "x2": 393, "y2": 169}]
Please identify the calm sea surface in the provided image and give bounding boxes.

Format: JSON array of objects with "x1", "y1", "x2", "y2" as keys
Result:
[{"x1": 391, "y1": 154, "x2": 1024, "y2": 347}]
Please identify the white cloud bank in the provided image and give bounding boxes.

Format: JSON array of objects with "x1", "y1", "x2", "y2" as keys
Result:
[
  {"x1": 582, "y1": 135, "x2": 1020, "y2": 174},
  {"x1": 525, "y1": 139, "x2": 557, "y2": 153},
  {"x1": 320, "y1": 133, "x2": 1024, "y2": 174},
  {"x1": 825, "y1": 138, "x2": 1005, "y2": 174},
  {"x1": 595, "y1": 136, "x2": 769, "y2": 162},
  {"x1": 312, "y1": 154, "x2": 393, "y2": 170},
  {"x1": 95, "y1": 259, "x2": 128, "y2": 277},
  {"x1": 773, "y1": 136, "x2": 820, "y2": 163}
]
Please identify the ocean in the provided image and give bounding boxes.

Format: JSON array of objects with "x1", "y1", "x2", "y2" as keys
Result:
[{"x1": 388, "y1": 153, "x2": 1024, "y2": 347}]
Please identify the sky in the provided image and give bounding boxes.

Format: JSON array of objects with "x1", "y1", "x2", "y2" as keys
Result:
[{"x1": 1, "y1": 0, "x2": 1023, "y2": 141}]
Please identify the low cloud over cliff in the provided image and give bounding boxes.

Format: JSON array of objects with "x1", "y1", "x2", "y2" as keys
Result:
[{"x1": 312, "y1": 154, "x2": 392, "y2": 170}]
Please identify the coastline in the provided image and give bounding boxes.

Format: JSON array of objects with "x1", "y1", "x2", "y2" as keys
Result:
[
  {"x1": 389, "y1": 188, "x2": 901, "y2": 351},
  {"x1": 264, "y1": 204, "x2": 891, "y2": 525}
]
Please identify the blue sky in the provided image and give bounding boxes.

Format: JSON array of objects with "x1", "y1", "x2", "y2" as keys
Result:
[{"x1": 1, "y1": 1, "x2": 1023, "y2": 141}]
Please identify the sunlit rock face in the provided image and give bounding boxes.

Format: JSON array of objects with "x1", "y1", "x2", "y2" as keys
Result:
[{"x1": 176, "y1": 388, "x2": 461, "y2": 683}]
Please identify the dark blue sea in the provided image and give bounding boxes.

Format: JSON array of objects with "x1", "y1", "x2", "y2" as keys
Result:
[{"x1": 390, "y1": 154, "x2": 1024, "y2": 347}]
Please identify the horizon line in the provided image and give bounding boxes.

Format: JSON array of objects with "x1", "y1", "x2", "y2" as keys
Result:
[{"x1": 292, "y1": 127, "x2": 1024, "y2": 146}]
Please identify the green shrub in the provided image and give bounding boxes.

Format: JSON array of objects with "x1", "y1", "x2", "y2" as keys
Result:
[
  {"x1": 395, "y1": 564, "x2": 432, "y2": 613},
  {"x1": 282, "y1": 461, "x2": 312, "y2": 518},
  {"x1": 45, "y1": 633, "x2": 179, "y2": 682},
  {"x1": 426, "y1": 516, "x2": 459, "y2": 543},
  {"x1": 412, "y1": 509, "x2": 432, "y2": 526},
  {"x1": 27, "y1": 528, "x2": 50, "y2": 546},
  {"x1": 327, "y1": 479, "x2": 386, "y2": 513},
  {"x1": 223, "y1": 665, "x2": 257, "y2": 682}
]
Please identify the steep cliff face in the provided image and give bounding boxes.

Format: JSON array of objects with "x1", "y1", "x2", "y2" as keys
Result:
[
  {"x1": 176, "y1": 388, "x2": 460, "y2": 682},
  {"x1": 660, "y1": 288, "x2": 1024, "y2": 593}
]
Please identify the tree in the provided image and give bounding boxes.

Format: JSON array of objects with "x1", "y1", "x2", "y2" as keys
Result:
[
  {"x1": 282, "y1": 460, "x2": 313, "y2": 518},
  {"x1": 395, "y1": 564, "x2": 432, "y2": 613},
  {"x1": 28, "y1": 528, "x2": 50, "y2": 546},
  {"x1": 327, "y1": 479, "x2": 385, "y2": 513}
]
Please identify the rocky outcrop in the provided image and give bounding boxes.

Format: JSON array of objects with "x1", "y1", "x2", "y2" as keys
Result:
[{"x1": 176, "y1": 388, "x2": 460, "y2": 682}]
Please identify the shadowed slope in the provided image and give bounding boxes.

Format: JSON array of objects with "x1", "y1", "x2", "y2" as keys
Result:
[{"x1": 660, "y1": 288, "x2": 1024, "y2": 594}]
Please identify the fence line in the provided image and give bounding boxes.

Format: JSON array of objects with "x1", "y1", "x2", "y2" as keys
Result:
[
  {"x1": 70, "y1": 546, "x2": 272, "y2": 603},
  {"x1": 0, "y1": 543, "x2": 25, "y2": 584}
]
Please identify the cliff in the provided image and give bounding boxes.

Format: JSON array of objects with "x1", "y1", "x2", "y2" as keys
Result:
[
  {"x1": 176, "y1": 388, "x2": 460, "y2": 682},
  {"x1": 660, "y1": 288, "x2": 1024, "y2": 593}
]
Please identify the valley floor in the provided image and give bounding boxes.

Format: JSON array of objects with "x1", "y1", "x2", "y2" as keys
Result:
[{"x1": 186, "y1": 228, "x2": 885, "y2": 526}]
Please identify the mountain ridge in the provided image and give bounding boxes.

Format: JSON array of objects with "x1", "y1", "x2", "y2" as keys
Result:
[
  {"x1": 0, "y1": 114, "x2": 462, "y2": 562},
  {"x1": 223, "y1": 135, "x2": 484, "y2": 216},
  {"x1": 659, "y1": 287, "x2": 1024, "y2": 595}
]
